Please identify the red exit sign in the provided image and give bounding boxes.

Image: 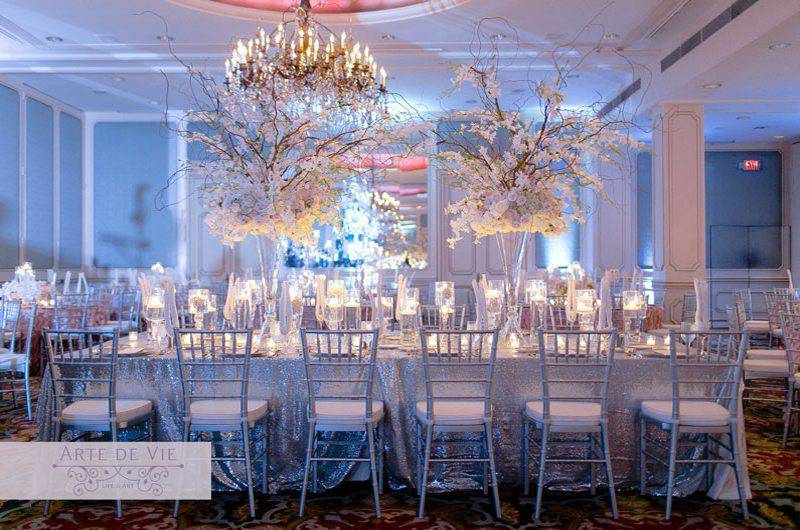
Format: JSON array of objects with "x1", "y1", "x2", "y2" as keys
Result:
[{"x1": 738, "y1": 159, "x2": 761, "y2": 171}]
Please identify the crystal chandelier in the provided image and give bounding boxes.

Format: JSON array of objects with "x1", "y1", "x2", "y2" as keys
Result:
[{"x1": 224, "y1": 0, "x2": 387, "y2": 103}]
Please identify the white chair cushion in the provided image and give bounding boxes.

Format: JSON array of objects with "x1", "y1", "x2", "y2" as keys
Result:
[
  {"x1": 61, "y1": 399, "x2": 152, "y2": 426},
  {"x1": 743, "y1": 357, "x2": 790, "y2": 376},
  {"x1": 525, "y1": 400, "x2": 602, "y2": 426},
  {"x1": 745, "y1": 320, "x2": 771, "y2": 333},
  {"x1": 189, "y1": 399, "x2": 268, "y2": 425},
  {"x1": 641, "y1": 400, "x2": 730, "y2": 427},
  {"x1": 748, "y1": 349, "x2": 787, "y2": 360},
  {"x1": 314, "y1": 399, "x2": 384, "y2": 424},
  {"x1": 0, "y1": 352, "x2": 26, "y2": 371},
  {"x1": 415, "y1": 400, "x2": 486, "y2": 425}
]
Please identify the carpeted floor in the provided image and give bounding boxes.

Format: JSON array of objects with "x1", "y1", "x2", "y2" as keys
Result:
[{"x1": 0, "y1": 378, "x2": 797, "y2": 529}]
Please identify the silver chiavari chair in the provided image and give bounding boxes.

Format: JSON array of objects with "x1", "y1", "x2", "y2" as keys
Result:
[
  {"x1": 98, "y1": 288, "x2": 141, "y2": 333},
  {"x1": 780, "y1": 307, "x2": 800, "y2": 448},
  {"x1": 43, "y1": 329, "x2": 155, "y2": 517},
  {"x1": 0, "y1": 304, "x2": 37, "y2": 418},
  {"x1": 53, "y1": 293, "x2": 90, "y2": 329},
  {"x1": 546, "y1": 296, "x2": 578, "y2": 330},
  {"x1": 173, "y1": 329, "x2": 268, "y2": 519},
  {"x1": 298, "y1": 329, "x2": 383, "y2": 516},
  {"x1": 523, "y1": 329, "x2": 618, "y2": 520},
  {"x1": 419, "y1": 304, "x2": 466, "y2": 330},
  {"x1": 779, "y1": 312, "x2": 800, "y2": 447},
  {"x1": 415, "y1": 328, "x2": 501, "y2": 519},
  {"x1": 639, "y1": 330, "x2": 749, "y2": 520},
  {"x1": 735, "y1": 289, "x2": 770, "y2": 337},
  {"x1": 765, "y1": 290, "x2": 791, "y2": 345},
  {"x1": 1, "y1": 299, "x2": 23, "y2": 352}
]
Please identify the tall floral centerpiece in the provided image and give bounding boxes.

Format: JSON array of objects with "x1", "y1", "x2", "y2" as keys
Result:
[{"x1": 432, "y1": 30, "x2": 639, "y2": 345}]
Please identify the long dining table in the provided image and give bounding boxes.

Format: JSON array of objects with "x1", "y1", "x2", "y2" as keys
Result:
[{"x1": 34, "y1": 334, "x2": 750, "y2": 500}]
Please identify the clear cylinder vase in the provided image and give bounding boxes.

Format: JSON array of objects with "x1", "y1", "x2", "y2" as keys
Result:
[{"x1": 495, "y1": 231, "x2": 529, "y2": 348}]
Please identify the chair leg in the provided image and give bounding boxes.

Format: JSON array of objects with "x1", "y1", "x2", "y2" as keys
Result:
[
  {"x1": 24, "y1": 370, "x2": 31, "y2": 420},
  {"x1": 639, "y1": 416, "x2": 646, "y2": 495},
  {"x1": 415, "y1": 421, "x2": 422, "y2": 496},
  {"x1": 262, "y1": 417, "x2": 269, "y2": 495},
  {"x1": 376, "y1": 423, "x2": 384, "y2": 495},
  {"x1": 242, "y1": 421, "x2": 256, "y2": 519},
  {"x1": 730, "y1": 427, "x2": 749, "y2": 519},
  {"x1": 484, "y1": 421, "x2": 501, "y2": 519},
  {"x1": 783, "y1": 380, "x2": 794, "y2": 449},
  {"x1": 705, "y1": 434, "x2": 713, "y2": 489},
  {"x1": 366, "y1": 423, "x2": 381, "y2": 518},
  {"x1": 589, "y1": 433, "x2": 596, "y2": 496},
  {"x1": 601, "y1": 423, "x2": 618, "y2": 519},
  {"x1": 417, "y1": 424, "x2": 433, "y2": 519},
  {"x1": 311, "y1": 431, "x2": 319, "y2": 494},
  {"x1": 298, "y1": 422, "x2": 315, "y2": 517},
  {"x1": 480, "y1": 427, "x2": 487, "y2": 495},
  {"x1": 665, "y1": 427, "x2": 679, "y2": 520},
  {"x1": 149, "y1": 415, "x2": 156, "y2": 442},
  {"x1": 521, "y1": 414, "x2": 530, "y2": 496},
  {"x1": 173, "y1": 421, "x2": 190, "y2": 518},
  {"x1": 534, "y1": 423, "x2": 549, "y2": 521},
  {"x1": 111, "y1": 423, "x2": 122, "y2": 518}
]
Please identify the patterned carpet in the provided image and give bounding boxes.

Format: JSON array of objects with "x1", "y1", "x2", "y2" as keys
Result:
[{"x1": 0, "y1": 379, "x2": 797, "y2": 529}]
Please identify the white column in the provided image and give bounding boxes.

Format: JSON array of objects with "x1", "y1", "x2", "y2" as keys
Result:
[{"x1": 652, "y1": 103, "x2": 706, "y2": 322}]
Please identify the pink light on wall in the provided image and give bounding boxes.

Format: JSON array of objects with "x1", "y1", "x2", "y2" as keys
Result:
[{"x1": 209, "y1": 0, "x2": 428, "y2": 14}]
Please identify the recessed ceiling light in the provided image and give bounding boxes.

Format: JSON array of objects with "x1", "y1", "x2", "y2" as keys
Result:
[
  {"x1": 511, "y1": 88, "x2": 526, "y2": 94},
  {"x1": 753, "y1": 126, "x2": 767, "y2": 130},
  {"x1": 772, "y1": 135, "x2": 785, "y2": 139},
  {"x1": 702, "y1": 83, "x2": 722, "y2": 89},
  {"x1": 465, "y1": 99, "x2": 478, "y2": 104},
  {"x1": 490, "y1": 33, "x2": 506, "y2": 41},
  {"x1": 602, "y1": 32, "x2": 620, "y2": 41},
  {"x1": 150, "y1": 100, "x2": 160, "y2": 106},
  {"x1": 566, "y1": 73, "x2": 580, "y2": 79},
  {"x1": 92, "y1": 90, "x2": 108, "y2": 95},
  {"x1": 111, "y1": 76, "x2": 124, "y2": 82},
  {"x1": 735, "y1": 115, "x2": 750, "y2": 120},
  {"x1": 381, "y1": 34, "x2": 396, "y2": 40},
  {"x1": 768, "y1": 42, "x2": 791, "y2": 50},
  {"x1": 156, "y1": 35, "x2": 174, "y2": 42},
  {"x1": 46, "y1": 36, "x2": 63, "y2": 43}
]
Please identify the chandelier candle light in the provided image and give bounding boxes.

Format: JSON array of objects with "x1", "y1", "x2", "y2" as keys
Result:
[{"x1": 224, "y1": 0, "x2": 386, "y2": 100}]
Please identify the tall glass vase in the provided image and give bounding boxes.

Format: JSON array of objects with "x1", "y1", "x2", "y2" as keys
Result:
[
  {"x1": 495, "y1": 231, "x2": 529, "y2": 348},
  {"x1": 255, "y1": 235, "x2": 280, "y2": 338}
]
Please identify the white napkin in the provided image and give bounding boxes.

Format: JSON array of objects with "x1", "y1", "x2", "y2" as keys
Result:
[
  {"x1": 314, "y1": 275, "x2": 327, "y2": 323},
  {"x1": 62, "y1": 271, "x2": 72, "y2": 295},
  {"x1": 788, "y1": 269, "x2": 794, "y2": 291},
  {"x1": 223, "y1": 273, "x2": 236, "y2": 322},
  {"x1": 395, "y1": 274, "x2": 407, "y2": 320},
  {"x1": 566, "y1": 272, "x2": 575, "y2": 313},
  {"x1": 374, "y1": 270, "x2": 383, "y2": 328},
  {"x1": 472, "y1": 278, "x2": 487, "y2": 327},
  {"x1": 164, "y1": 282, "x2": 180, "y2": 335},
  {"x1": 279, "y1": 281, "x2": 291, "y2": 335},
  {"x1": 693, "y1": 278, "x2": 710, "y2": 331},
  {"x1": 47, "y1": 269, "x2": 56, "y2": 286},
  {"x1": 137, "y1": 273, "x2": 150, "y2": 304},
  {"x1": 598, "y1": 273, "x2": 612, "y2": 329},
  {"x1": 76, "y1": 272, "x2": 88, "y2": 294},
  {"x1": 126, "y1": 268, "x2": 136, "y2": 286}
]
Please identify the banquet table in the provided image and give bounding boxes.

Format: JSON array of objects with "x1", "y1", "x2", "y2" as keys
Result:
[{"x1": 34, "y1": 336, "x2": 749, "y2": 500}]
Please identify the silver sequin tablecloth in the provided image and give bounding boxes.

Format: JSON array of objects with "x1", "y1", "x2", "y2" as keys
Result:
[{"x1": 35, "y1": 347, "x2": 749, "y2": 499}]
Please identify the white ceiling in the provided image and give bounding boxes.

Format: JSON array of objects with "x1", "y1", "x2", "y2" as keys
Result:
[{"x1": 0, "y1": 0, "x2": 798, "y2": 142}]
